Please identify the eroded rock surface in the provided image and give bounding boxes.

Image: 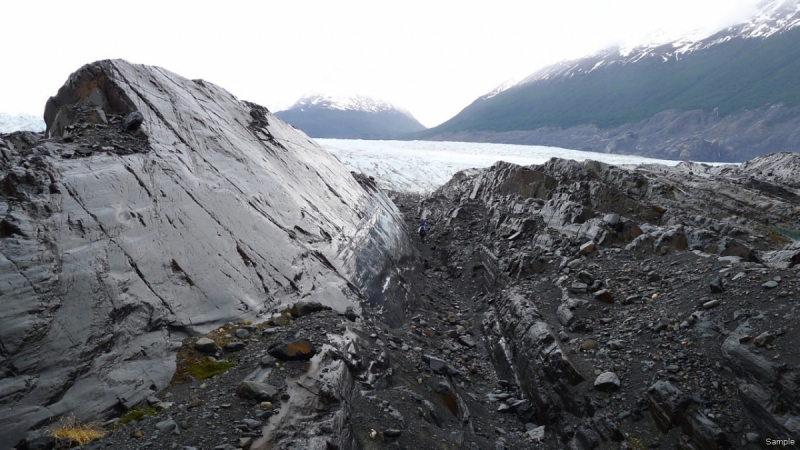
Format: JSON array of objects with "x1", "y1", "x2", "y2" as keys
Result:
[{"x1": 0, "y1": 60, "x2": 418, "y2": 447}]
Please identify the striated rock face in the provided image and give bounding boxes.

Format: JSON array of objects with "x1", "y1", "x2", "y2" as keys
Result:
[
  {"x1": 0, "y1": 60, "x2": 417, "y2": 446},
  {"x1": 417, "y1": 154, "x2": 800, "y2": 448}
]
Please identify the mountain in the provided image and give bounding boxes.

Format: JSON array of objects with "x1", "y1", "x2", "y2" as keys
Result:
[
  {"x1": 0, "y1": 60, "x2": 418, "y2": 447},
  {"x1": 418, "y1": 0, "x2": 800, "y2": 162},
  {"x1": 275, "y1": 93, "x2": 426, "y2": 139},
  {"x1": 0, "y1": 112, "x2": 45, "y2": 133}
]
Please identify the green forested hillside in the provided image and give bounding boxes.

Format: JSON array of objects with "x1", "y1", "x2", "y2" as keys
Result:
[{"x1": 421, "y1": 27, "x2": 800, "y2": 135}]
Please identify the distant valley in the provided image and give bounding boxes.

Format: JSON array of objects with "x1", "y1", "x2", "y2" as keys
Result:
[{"x1": 416, "y1": 0, "x2": 800, "y2": 162}]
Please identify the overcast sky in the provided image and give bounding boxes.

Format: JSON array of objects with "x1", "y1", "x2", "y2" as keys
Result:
[{"x1": 2, "y1": 0, "x2": 765, "y2": 127}]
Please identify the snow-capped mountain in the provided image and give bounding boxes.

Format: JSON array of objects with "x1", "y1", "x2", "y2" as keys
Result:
[
  {"x1": 276, "y1": 93, "x2": 426, "y2": 139},
  {"x1": 290, "y1": 93, "x2": 414, "y2": 117},
  {"x1": 0, "y1": 112, "x2": 45, "y2": 133},
  {"x1": 478, "y1": 78, "x2": 518, "y2": 101},
  {"x1": 518, "y1": 0, "x2": 800, "y2": 84},
  {"x1": 419, "y1": 0, "x2": 800, "y2": 162}
]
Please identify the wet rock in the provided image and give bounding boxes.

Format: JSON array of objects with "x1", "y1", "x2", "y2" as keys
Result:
[
  {"x1": 384, "y1": 429, "x2": 402, "y2": 438},
  {"x1": 234, "y1": 328, "x2": 250, "y2": 339},
  {"x1": 579, "y1": 241, "x2": 596, "y2": 255},
  {"x1": 2, "y1": 59, "x2": 419, "y2": 445},
  {"x1": 458, "y1": 335, "x2": 477, "y2": 348},
  {"x1": 593, "y1": 372, "x2": 620, "y2": 392},
  {"x1": 450, "y1": 430, "x2": 466, "y2": 445},
  {"x1": 194, "y1": 338, "x2": 218, "y2": 353},
  {"x1": 241, "y1": 418, "x2": 261, "y2": 430},
  {"x1": 703, "y1": 299, "x2": 720, "y2": 309},
  {"x1": 223, "y1": 341, "x2": 246, "y2": 352},
  {"x1": 594, "y1": 289, "x2": 614, "y2": 304},
  {"x1": 762, "y1": 280, "x2": 779, "y2": 289},
  {"x1": 570, "y1": 282, "x2": 588, "y2": 293},
  {"x1": 557, "y1": 304, "x2": 574, "y2": 326},
  {"x1": 155, "y1": 418, "x2": 180, "y2": 435},
  {"x1": 423, "y1": 354, "x2": 449, "y2": 374},
  {"x1": 680, "y1": 410, "x2": 733, "y2": 450},
  {"x1": 644, "y1": 380, "x2": 690, "y2": 432},
  {"x1": 710, "y1": 277, "x2": 725, "y2": 293},
  {"x1": 343, "y1": 307, "x2": 359, "y2": 322},
  {"x1": 235, "y1": 381, "x2": 278, "y2": 401},
  {"x1": 753, "y1": 331, "x2": 775, "y2": 347},
  {"x1": 721, "y1": 332, "x2": 778, "y2": 384},
  {"x1": 13, "y1": 434, "x2": 57, "y2": 450},
  {"x1": 267, "y1": 338, "x2": 317, "y2": 361},
  {"x1": 603, "y1": 213, "x2": 621, "y2": 227},
  {"x1": 289, "y1": 301, "x2": 330, "y2": 318},
  {"x1": 123, "y1": 111, "x2": 144, "y2": 131}
]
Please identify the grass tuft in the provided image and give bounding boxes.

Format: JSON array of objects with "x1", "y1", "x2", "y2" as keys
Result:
[{"x1": 51, "y1": 416, "x2": 105, "y2": 445}]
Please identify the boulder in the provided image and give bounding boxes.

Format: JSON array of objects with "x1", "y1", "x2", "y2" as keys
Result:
[
  {"x1": 235, "y1": 381, "x2": 278, "y2": 401},
  {"x1": 289, "y1": 301, "x2": 330, "y2": 318},
  {"x1": 644, "y1": 381, "x2": 690, "y2": 432},
  {"x1": 593, "y1": 372, "x2": 621, "y2": 392},
  {"x1": 0, "y1": 59, "x2": 418, "y2": 445},
  {"x1": 268, "y1": 338, "x2": 317, "y2": 361},
  {"x1": 594, "y1": 289, "x2": 614, "y2": 304},
  {"x1": 194, "y1": 338, "x2": 218, "y2": 353},
  {"x1": 123, "y1": 111, "x2": 144, "y2": 131}
]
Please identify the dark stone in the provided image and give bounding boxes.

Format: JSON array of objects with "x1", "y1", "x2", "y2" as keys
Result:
[
  {"x1": 235, "y1": 381, "x2": 278, "y2": 401},
  {"x1": 343, "y1": 307, "x2": 359, "y2": 322},
  {"x1": 594, "y1": 289, "x2": 614, "y2": 304},
  {"x1": 268, "y1": 338, "x2": 317, "y2": 361},
  {"x1": 644, "y1": 380, "x2": 690, "y2": 432},
  {"x1": 123, "y1": 111, "x2": 144, "y2": 131},
  {"x1": 593, "y1": 372, "x2": 621, "y2": 392},
  {"x1": 680, "y1": 411, "x2": 733, "y2": 450},
  {"x1": 223, "y1": 341, "x2": 246, "y2": 352},
  {"x1": 422, "y1": 354, "x2": 447, "y2": 374},
  {"x1": 290, "y1": 301, "x2": 330, "y2": 318},
  {"x1": 710, "y1": 277, "x2": 725, "y2": 294},
  {"x1": 14, "y1": 434, "x2": 55, "y2": 450},
  {"x1": 194, "y1": 338, "x2": 218, "y2": 353},
  {"x1": 384, "y1": 429, "x2": 402, "y2": 438}
]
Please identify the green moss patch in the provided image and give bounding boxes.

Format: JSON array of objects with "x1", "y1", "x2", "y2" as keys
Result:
[
  {"x1": 119, "y1": 406, "x2": 156, "y2": 424},
  {"x1": 172, "y1": 354, "x2": 234, "y2": 384}
]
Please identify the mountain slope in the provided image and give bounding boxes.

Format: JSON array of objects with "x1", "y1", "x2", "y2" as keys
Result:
[
  {"x1": 276, "y1": 94, "x2": 426, "y2": 139},
  {"x1": 419, "y1": 0, "x2": 800, "y2": 162}
]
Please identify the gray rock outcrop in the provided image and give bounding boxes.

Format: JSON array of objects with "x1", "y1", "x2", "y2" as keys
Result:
[{"x1": 0, "y1": 60, "x2": 418, "y2": 446}]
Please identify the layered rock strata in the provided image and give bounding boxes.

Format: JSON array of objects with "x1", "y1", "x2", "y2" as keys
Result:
[{"x1": 0, "y1": 60, "x2": 417, "y2": 447}]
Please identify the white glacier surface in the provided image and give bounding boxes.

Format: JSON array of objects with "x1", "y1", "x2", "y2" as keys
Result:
[
  {"x1": 318, "y1": 139, "x2": 697, "y2": 194},
  {"x1": 0, "y1": 113, "x2": 45, "y2": 133}
]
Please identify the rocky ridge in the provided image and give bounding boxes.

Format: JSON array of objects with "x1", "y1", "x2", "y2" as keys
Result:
[
  {"x1": 0, "y1": 60, "x2": 418, "y2": 448},
  {"x1": 29, "y1": 152, "x2": 800, "y2": 450}
]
